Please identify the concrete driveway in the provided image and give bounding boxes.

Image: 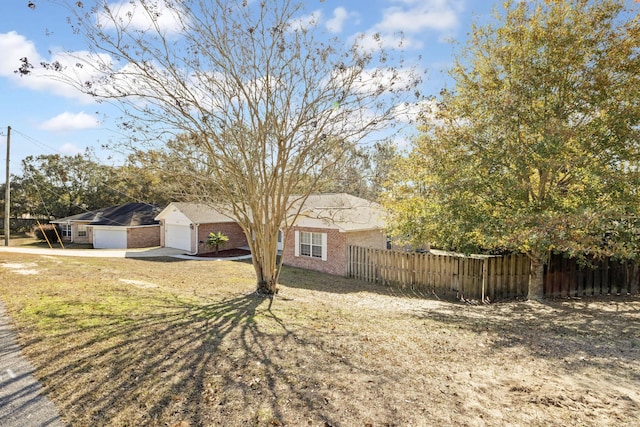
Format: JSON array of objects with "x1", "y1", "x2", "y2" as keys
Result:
[{"x1": 0, "y1": 246, "x2": 185, "y2": 258}]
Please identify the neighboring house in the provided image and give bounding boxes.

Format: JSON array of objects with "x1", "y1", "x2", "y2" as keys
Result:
[
  {"x1": 156, "y1": 194, "x2": 386, "y2": 276},
  {"x1": 155, "y1": 202, "x2": 248, "y2": 255},
  {"x1": 51, "y1": 203, "x2": 162, "y2": 249},
  {"x1": 50, "y1": 210, "x2": 98, "y2": 245},
  {"x1": 281, "y1": 193, "x2": 387, "y2": 276}
]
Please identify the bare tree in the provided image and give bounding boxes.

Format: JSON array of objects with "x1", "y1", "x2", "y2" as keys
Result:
[{"x1": 31, "y1": 0, "x2": 420, "y2": 294}]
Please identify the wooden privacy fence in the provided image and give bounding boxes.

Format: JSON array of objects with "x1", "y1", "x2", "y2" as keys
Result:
[
  {"x1": 347, "y1": 246, "x2": 529, "y2": 300},
  {"x1": 347, "y1": 246, "x2": 640, "y2": 300},
  {"x1": 545, "y1": 254, "x2": 640, "y2": 297}
]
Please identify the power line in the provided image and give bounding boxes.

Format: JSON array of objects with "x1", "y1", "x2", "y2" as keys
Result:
[
  {"x1": 10, "y1": 128, "x2": 62, "y2": 156},
  {"x1": 9, "y1": 127, "x2": 161, "y2": 220}
]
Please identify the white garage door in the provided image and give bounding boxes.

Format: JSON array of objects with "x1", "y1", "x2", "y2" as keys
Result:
[
  {"x1": 94, "y1": 228, "x2": 127, "y2": 249},
  {"x1": 165, "y1": 224, "x2": 192, "y2": 252}
]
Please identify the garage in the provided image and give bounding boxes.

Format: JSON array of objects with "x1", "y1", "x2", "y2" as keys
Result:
[
  {"x1": 165, "y1": 224, "x2": 192, "y2": 252},
  {"x1": 93, "y1": 227, "x2": 127, "y2": 249}
]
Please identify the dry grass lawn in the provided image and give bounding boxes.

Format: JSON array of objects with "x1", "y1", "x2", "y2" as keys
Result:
[{"x1": 1, "y1": 251, "x2": 639, "y2": 426}]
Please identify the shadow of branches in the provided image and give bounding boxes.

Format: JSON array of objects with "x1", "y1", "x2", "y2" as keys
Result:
[
  {"x1": 415, "y1": 298, "x2": 640, "y2": 371},
  {"x1": 18, "y1": 291, "x2": 374, "y2": 426}
]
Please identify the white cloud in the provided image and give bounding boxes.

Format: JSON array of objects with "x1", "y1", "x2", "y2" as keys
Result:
[
  {"x1": 40, "y1": 112, "x2": 100, "y2": 132},
  {"x1": 353, "y1": 30, "x2": 421, "y2": 52},
  {"x1": 357, "y1": 0, "x2": 465, "y2": 52},
  {"x1": 0, "y1": 31, "x2": 41, "y2": 77},
  {"x1": 59, "y1": 143, "x2": 84, "y2": 155},
  {"x1": 98, "y1": 0, "x2": 185, "y2": 36},
  {"x1": 377, "y1": 0, "x2": 464, "y2": 34},
  {"x1": 0, "y1": 31, "x2": 109, "y2": 104},
  {"x1": 393, "y1": 99, "x2": 438, "y2": 124},
  {"x1": 288, "y1": 10, "x2": 322, "y2": 32},
  {"x1": 326, "y1": 7, "x2": 359, "y2": 33},
  {"x1": 352, "y1": 67, "x2": 422, "y2": 96}
]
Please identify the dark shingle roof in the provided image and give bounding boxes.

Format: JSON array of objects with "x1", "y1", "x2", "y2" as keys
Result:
[
  {"x1": 53, "y1": 203, "x2": 161, "y2": 227},
  {"x1": 91, "y1": 203, "x2": 161, "y2": 226}
]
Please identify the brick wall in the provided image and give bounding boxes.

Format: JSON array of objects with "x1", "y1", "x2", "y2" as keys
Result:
[
  {"x1": 282, "y1": 227, "x2": 347, "y2": 276},
  {"x1": 196, "y1": 222, "x2": 248, "y2": 254},
  {"x1": 127, "y1": 225, "x2": 161, "y2": 248},
  {"x1": 282, "y1": 227, "x2": 387, "y2": 276}
]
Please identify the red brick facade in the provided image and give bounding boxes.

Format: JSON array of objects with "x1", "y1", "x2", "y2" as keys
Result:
[
  {"x1": 282, "y1": 226, "x2": 386, "y2": 276},
  {"x1": 196, "y1": 222, "x2": 248, "y2": 254},
  {"x1": 126, "y1": 226, "x2": 161, "y2": 248}
]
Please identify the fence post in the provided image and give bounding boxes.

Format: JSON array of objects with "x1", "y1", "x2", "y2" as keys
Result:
[{"x1": 482, "y1": 258, "x2": 488, "y2": 302}]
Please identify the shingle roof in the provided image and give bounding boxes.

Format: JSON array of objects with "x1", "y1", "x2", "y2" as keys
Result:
[
  {"x1": 51, "y1": 209, "x2": 101, "y2": 222},
  {"x1": 291, "y1": 193, "x2": 385, "y2": 231},
  {"x1": 52, "y1": 203, "x2": 161, "y2": 227},
  {"x1": 156, "y1": 194, "x2": 385, "y2": 232},
  {"x1": 91, "y1": 203, "x2": 162, "y2": 226},
  {"x1": 160, "y1": 202, "x2": 236, "y2": 224}
]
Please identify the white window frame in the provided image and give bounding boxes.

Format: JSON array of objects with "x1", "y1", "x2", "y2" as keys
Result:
[
  {"x1": 294, "y1": 231, "x2": 327, "y2": 261},
  {"x1": 77, "y1": 224, "x2": 87, "y2": 237},
  {"x1": 61, "y1": 224, "x2": 72, "y2": 238}
]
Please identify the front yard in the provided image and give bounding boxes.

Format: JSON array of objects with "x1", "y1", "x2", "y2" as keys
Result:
[{"x1": 0, "y1": 252, "x2": 639, "y2": 426}]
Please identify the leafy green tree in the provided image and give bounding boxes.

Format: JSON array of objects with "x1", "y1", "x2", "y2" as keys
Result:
[
  {"x1": 369, "y1": 139, "x2": 399, "y2": 197},
  {"x1": 384, "y1": 0, "x2": 640, "y2": 300},
  {"x1": 17, "y1": 153, "x2": 115, "y2": 218},
  {"x1": 111, "y1": 158, "x2": 174, "y2": 207},
  {"x1": 1, "y1": 178, "x2": 30, "y2": 221},
  {"x1": 10, "y1": 151, "x2": 174, "y2": 220},
  {"x1": 316, "y1": 139, "x2": 401, "y2": 201},
  {"x1": 30, "y1": 0, "x2": 418, "y2": 294}
]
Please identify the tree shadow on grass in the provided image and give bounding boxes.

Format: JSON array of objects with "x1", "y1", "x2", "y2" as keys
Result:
[
  {"x1": 17, "y1": 291, "x2": 372, "y2": 426},
  {"x1": 278, "y1": 263, "x2": 452, "y2": 301},
  {"x1": 415, "y1": 298, "x2": 640, "y2": 369}
]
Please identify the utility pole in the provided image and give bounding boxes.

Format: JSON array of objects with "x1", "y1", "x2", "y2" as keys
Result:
[{"x1": 4, "y1": 126, "x2": 10, "y2": 246}]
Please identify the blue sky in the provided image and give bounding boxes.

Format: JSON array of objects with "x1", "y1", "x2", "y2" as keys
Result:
[{"x1": 0, "y1": 0, "x2": 499, "y2": 175}]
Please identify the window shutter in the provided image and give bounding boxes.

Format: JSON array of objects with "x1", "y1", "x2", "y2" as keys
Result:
[
  {"x1": 294, "y1": 230, "x2": 299, "y2": 257},
  {"x1": 321, "y1": 233, "x2": 327, "y2": 261}
]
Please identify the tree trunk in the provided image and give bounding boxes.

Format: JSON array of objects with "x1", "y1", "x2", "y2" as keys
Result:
[
  {"x1": 256, "y1": 277, "x2": 278, "y2": 294},
  {"x1": 249, "y1": 228, "x2": 280, "y2": 295},
  {"x1": 253, "y1": 261, "x2": 278, "y2": 295},
  {"x1": 528, "y1": 253, "x2": 545, "y2": 301}
]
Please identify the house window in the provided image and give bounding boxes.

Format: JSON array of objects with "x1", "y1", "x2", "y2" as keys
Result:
[
  {"x1": 300, "y1": 231, "x2": 323, "y2": 259},
  {"x1": 61, "y1": 224, "x2": 72, "y2": 238},
  {"x1": 77, "y1": 224, "x2": 87, "y2": 237}
]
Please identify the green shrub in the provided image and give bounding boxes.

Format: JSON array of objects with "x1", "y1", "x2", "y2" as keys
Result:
[{"x1": 33, "y1": 224, "x2": 61, "y2": 242}]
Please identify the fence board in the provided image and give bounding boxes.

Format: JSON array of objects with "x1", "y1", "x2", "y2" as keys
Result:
[
  {"x1": 347, "y1": 247, "x2": 640, "y2": 300},
  {"x1": 348, "y1": 246, "x2": 530, "y2": 300}
]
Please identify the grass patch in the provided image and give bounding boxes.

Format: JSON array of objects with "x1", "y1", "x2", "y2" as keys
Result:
[{"x1": 1, "y1": 251, "x2": 640, "y2": 426}]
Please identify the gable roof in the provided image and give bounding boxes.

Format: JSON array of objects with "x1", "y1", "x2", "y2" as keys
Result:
[
  {"x1": 155, "y1": 202, "x2": 236, "y2": 224},
  {"x1": 52, "y1": 203, "x2": 161, "y2": 227},
  {"x1": 291, "y1": 193, "x2": 385, "y2": 232},
  {"x1": 50, "y1": 209, "x2": 101, "y2": 223},
  {"x1": 155, "y1": 194, "x2": 385, "y2": 232},
  {"x1": 91, "y1": 203, "x2": 162, "y2": 226}
]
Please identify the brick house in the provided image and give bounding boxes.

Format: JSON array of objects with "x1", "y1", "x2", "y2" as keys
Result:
[
  {"x1": 156, "y1": 194, "x2": 386, "y2": 276},
  {"x1": 50, "y1": 203, "x2": 161, "y2": 249},
  {"x1": 154, "y1": 202, "x2": 248, "y2": 255},
  {"x1": 281, "y1": 193, "x2": 387, "y2": 276}
]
